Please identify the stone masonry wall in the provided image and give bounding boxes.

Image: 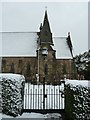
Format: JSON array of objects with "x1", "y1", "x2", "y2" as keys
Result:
[{"x1": 2, "y1": 57, "x2": 77, "y2": 84}]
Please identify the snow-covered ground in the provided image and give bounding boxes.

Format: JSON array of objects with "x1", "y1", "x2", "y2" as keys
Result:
[
  {"x1": 0, "y1": 113, "x2": 45, "y2": 119},
  {"x1": 0, "y1": 113, "x2": 62, "y2": 120}
]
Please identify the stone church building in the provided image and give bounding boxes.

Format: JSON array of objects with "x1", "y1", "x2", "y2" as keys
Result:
[{"x1": 1, "y1": 10, "x2": 77, "y2": 84}]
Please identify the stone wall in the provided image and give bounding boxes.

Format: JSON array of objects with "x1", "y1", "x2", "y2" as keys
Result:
[
  {"x1": 2, "y1": 57, "x2": 37, "y2": 83},
  {"x1": 56, "y1": 59, "x2": 77, "y2": 80},
  {"x1": 2, "y1": 56, "x2": 77, "y2": 84}
]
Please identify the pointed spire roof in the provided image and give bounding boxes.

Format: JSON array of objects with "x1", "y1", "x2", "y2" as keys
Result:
[
  {"x1": 39, "y1": 9, "x2": 53, "y2": 45},
  {"x1": 43, "y1": 9, "x2": 51, "y2": 32},
  {"x1": 44, "y1": 9, "x2": 48, "y2": 23}
]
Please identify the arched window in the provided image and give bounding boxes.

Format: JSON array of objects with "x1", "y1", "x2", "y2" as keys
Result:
[
  {"x1": 18, "y1": 60, "x2": 22, "y2": 68},
  {"x1": 26, "y1": 63, "x2": 31, "y2": 77},
  {"x1": 10, "y1": 63, "x2": 14, "y2": 73},
  {"x1": 2, "y1": 60, "x2": 6, "y2": 68}
]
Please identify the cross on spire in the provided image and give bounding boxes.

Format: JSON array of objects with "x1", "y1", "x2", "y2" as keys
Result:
[{"x1": 45, "y1": 6, "x2": 47, "y2": 11}]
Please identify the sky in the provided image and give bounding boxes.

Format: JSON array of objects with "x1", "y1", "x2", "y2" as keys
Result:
[{"x1": 0, "y1": 1, "x2": 89, "y2": 56}]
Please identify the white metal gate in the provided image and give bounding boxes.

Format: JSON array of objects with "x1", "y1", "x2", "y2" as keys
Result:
[{"x1": 24, "y1": 83, "x2": 65, "y2": 112}]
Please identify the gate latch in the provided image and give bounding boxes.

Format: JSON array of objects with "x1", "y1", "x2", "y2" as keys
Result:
[{"x1": 44, "y1": 94, "x2": 47, "y2": 98}]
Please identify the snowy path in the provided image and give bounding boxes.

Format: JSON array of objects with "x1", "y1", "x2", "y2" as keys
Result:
[{"x1": 0, "y1": 113, "x2": 62, "y2": 120}]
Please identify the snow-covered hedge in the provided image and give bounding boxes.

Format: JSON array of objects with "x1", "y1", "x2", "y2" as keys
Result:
[
  {"x1": 65, "y1": 80, "x2": 90, "y2": 120},
  {"x1": 0, "y1": 74, "x2": 25, "y2": 117}
]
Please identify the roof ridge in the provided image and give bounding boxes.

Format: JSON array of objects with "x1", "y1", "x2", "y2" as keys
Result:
[
  {"x1": 53, "y1": 36, "x2": 67, "y2": 38},
  {"x1": 0, "y1": 31, "x2": 37, "y2": 33}
]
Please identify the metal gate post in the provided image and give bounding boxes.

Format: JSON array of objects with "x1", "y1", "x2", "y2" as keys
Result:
[{"x1": 43, "y1": 77, "x2": 45, "y2": 109}]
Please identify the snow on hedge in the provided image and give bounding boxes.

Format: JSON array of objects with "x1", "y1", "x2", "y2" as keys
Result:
[
  {"x1": 0, "y1": 73, "x2": 25, "y2": 117},
  {"x1": 66, "y1": 79, "x2": 89, "y2": 87},
  {"x1": 65, "y1": 80, "x2": 90, "y2": 120}
]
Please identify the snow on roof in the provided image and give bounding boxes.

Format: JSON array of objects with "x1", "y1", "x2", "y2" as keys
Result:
[
  {"x1": 0, "y1": 33, "x2": 2, "y2": 56},
  {"x1": 0, "y1": 32, "x2": 72, "y2": 59},
  {"x1": 53, "y1": 37, "x2": 72, "y2": 59},
  {"x1": 0, "y1": 32, "x2": 38, "y2": 57}
]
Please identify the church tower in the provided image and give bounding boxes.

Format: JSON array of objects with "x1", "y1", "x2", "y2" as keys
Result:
[{"x1": 37, "y1": 9, "x2": 56, "y2": 84}]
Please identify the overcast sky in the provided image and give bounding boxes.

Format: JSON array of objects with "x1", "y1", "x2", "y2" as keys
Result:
[{"x1": 0, "y1": 1, "x2": 88, "y2": 56}]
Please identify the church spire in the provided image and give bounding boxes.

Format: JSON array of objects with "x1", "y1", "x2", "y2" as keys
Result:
[
  {"x1": 39, "y1": 8, "x2": 53, "y2": 45},
  {"x1": 43, "y1": 8, "x2": 51, "y2": 32}
]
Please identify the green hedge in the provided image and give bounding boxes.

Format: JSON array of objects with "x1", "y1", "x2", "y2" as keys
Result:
[{"x1": 65, "y1": 84, "x2": 90, "y2": 120}]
